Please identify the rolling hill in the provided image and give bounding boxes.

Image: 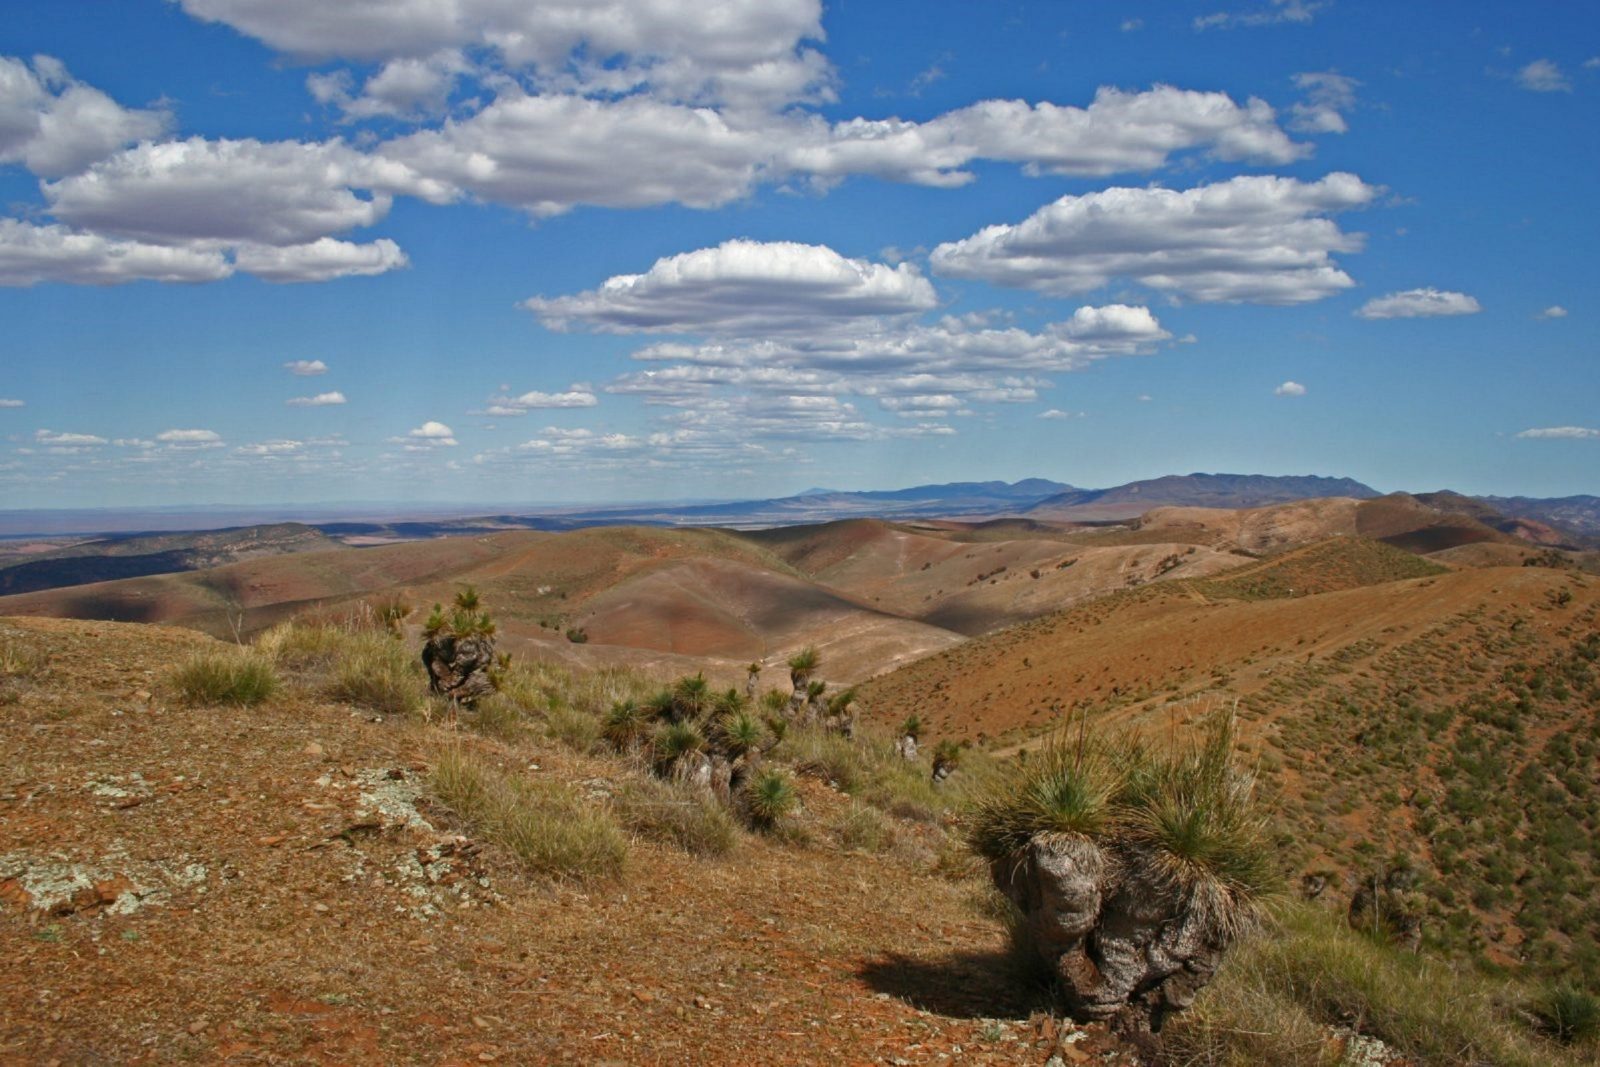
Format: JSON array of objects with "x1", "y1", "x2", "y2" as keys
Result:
[
  {"x1": 0, "y1": 523, "x2": 345, "y2": 597},
  {"x1": 859, "y1": 538, "x2": 1600, "y2": 990}
]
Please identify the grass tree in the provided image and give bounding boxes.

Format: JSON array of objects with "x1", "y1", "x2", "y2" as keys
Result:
[{"x1": 966, "y1": 712, "x2": 1275, "y2": 1046}]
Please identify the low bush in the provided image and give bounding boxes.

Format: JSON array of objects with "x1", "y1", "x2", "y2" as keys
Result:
[
  {"x1": 430, "y1": 747, "x2": 627, "y2": 883},
  {"x1": 1535, "y1": 985, "x2": 1600, "y2": 1047},
  {"x1": 171, "y1": 649, "x2": 278, "y2": 706}
]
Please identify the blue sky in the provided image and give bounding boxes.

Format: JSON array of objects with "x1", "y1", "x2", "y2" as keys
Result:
[{"x1": 1, "y1": 0, "x2": 1595, "y2": 509}]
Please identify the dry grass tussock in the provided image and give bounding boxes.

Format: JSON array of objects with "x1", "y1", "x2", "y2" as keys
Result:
[
  {"x1": 256, "y1": 619, "x2": 425, "y2": 715},
  {"x1": 430, "y1": 745, "x2": 628, "y2": 883},
  {"x1": 614, "y1": 775, "x2": 740, "y2": 857},
  {"x1": 1165, "y1": 901, "x2": 1597, "y2": 1067},
  {"x1": 169, "y1": 649, "x2": 279, "y2": 707}
]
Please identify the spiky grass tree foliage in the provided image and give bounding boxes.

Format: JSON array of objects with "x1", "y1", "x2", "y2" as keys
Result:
[
  {"x1": 653, "y1": 720, "x2": 707, "y2": 776},
  {"x1": 967, "y1": 729, "x2": 1119, "y2": 858},
  {"x1": 931, "y1": 739, "x2": 963, "y2": 781},
  {"x1": 717, "y1": 709, "x2": 766, "y2": 759},
  {"x1": 1537, "y1": 986, "x2": 1600, "y2": 1046},
  {"x1": 602, "y1": 699, "x2": 653, "y2": 752},
  {"x1": 671, "y1": 672, "x2": 712, "y2": 719},
  {"x1": 966, "y1": 712, "x2": 1274, "y2": 1039},
  {"x1": 899, "y1": 715, "x2": 923, "y2": 741},
  {"x1": 786, "y1": 646, "x2": 820, "y2": 679},
  {"x1": 744, "y1": 768, "x2": 798, "y2": 829}
]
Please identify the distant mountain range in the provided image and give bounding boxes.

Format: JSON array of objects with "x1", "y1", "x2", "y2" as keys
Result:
[
  {"x1": 1024, "y1": 473, "x2": 1380, "y2": 519},
  {"x1": 1, "y1": 474, "x2": 1595, "y2": 600}
]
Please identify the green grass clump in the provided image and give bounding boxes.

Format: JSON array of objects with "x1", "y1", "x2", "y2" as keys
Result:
[
  {"x1": 615, "y1": 776, "x2": 739, "y2": 858},
  {"x1": 744, "y1": 768, "x2": 798, "y2": 829},
  {"x1": 1168, "y1": 902, "x2": 1593, "y2": 1067},
  {"x1": 324, "y1": 632, "x2": 425, "y2": 715},
  {"x1": 430, "y1": 747, "x2": 627, "y2": 883},
  {"x1": 171, "y1": 649, "x2": 279, "y2": 706},
  {"x1": 602, "y1": 699, "x2": 653, "y2": 751},
  {"x1": 1536, "y1": 985, "x2": 1600, "y2": 1047},
  {"x1": 653, "y1": 721, "x2": 706, "y2": 773}
]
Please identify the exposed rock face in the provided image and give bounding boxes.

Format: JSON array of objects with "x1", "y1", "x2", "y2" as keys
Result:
[
  {"x1": 421, "y1": 632, "x2": 496, "y2": 706},
  {"x1": 895, "y1": 735, "x2": 919, "y2": 762},
  {"x1": 992, "y1": 833, "x2": 1238, "y2": 1038}
]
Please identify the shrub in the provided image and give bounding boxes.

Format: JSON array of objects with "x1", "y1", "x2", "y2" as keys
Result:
[
  {"x1": 653, "y1": 721, "x2": 706, "y2": 774},
  {"x1": 430, "y1": 747, "x2": 626, "y2": 883},
  {"x1": 786, "y1": 646, "x2": 820, "y2": 675},
  {"x1": 967, "y1": 729, "x2": 1120, "y2": 859},
  {"x1": 717, "y1": 709, "x2": 767, "y2": 758},
  {"x1": 744, "y1": 768, "x2": 798, "y2": 829},
  {"x1": 171, "y1": 649, "x2": 278, "y2": 706},
  {"x1": 615, "y1": 776, "x2": 739, "y2": 857}
]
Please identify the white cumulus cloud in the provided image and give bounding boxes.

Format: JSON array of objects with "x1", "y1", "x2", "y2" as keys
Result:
[
  {"x1": 485, "y1": 386, "x2": 599, "y2": 416},
  {"x1": 34, "y1": 429, "x2": 107, "y2": 446},
  {"x1": 1516, "y1": 426, "x2": 1599, "y2": 439},
  {"x1": 1355, "y1": 288, "x2": 1481, "y2": 320},
  {"x1": 395, "y1": 420, "x2": 457, "y2": 447},
  {"x1": 43, "y1": 138, "x2": 445, "y2": 248},
  {"x1": 0, "y1": 218, "x2": 232, "y2": 287},
  {"x1": 0, "y1": 398, "x2": 24, "y2": 408},
  {"x1": 1290, "y1": 72, "x2": 1358, "y2": 134},
  {"x1": 179, "y1": 0, "x2": 833, "y2": 110},
  {"x1": 1536, "y1": 305, "x2": 1568, "y2": 320},
  {"x1": 526, "y1": 239, "x2": 938, "y2": 335},
  {"x1": 236, "y1": 238, "x2": 408, "y2": 283},
  {"x1": 1517, "y1": 59, "x2": 1570, "y2": 93},
  {"x1": 930, "y1": 173, "x2": 1377, "y2": 305},
  {"x1": 1274, "y1": 380, "x2": 1307, "y2": 396},
  {"x1": 156, "y1": 428, "x2": 224, "y2": 449},
  {"x1": 0, "y1": 55, "x2": 170, "y2": 177},
  {"x1": 284, "y1": 359, "x2": 328, "y2": 375},
  {"x1": 287, "y1": 391, "x2": 347, "y2": 407}
]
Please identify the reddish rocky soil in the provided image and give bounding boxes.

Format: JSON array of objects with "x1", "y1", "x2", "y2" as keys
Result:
[{"x1": 1, "y1": 616, "x2": 1133, "y2": 1066}]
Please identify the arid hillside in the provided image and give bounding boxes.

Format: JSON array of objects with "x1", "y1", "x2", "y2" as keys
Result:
[
  {"x1": 0, "y1": 615, "x2": 1119, "y2": 1066},
  {"x1": 861, "y1": 540, "x2": 1600, "y2": 992},
  {"x1": 0, "y1": 519, "x2": 1247, "y2": 686}
]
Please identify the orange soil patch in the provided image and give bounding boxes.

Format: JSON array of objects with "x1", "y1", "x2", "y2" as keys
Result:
[{"x1": 858, "y1": 565, "x2": 1590, "y2": 746}]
